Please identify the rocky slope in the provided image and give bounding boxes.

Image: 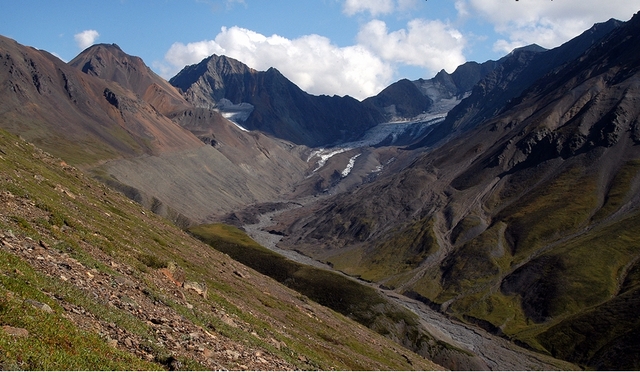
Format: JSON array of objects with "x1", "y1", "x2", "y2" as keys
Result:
[
  {"x1": 0, "y1": 38, "x2": 314, "y2": 226},
  {"x1": 362, "y1": 78, "x2": 434, "y2": 120},
  {"x1": 69, "y1": 43, "x2": 189, "y2": 116},
  {"x1": 274, "y1": 12, "x2": 640, "y2": 370},
  {"x1": 170, "y1": 54, "x2": 384, "y2": 147},
  {"x1": 0, "y1": 36, "x2": 203, "y2": 164},
  {"x1": 411, "y1": 18, "x2": 623, "y2": 149},
  {"x1": 0, "y1": 128, "x2": 440, "y2": 370}
]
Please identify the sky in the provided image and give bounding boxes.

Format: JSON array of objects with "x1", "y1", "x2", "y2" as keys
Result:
[{"x1": 1, "y1": 0, "x2": 639, "y2": 100}]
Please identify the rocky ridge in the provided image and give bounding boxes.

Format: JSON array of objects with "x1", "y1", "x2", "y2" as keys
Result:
[{"x1": 170, "y1": 54, "x2": 384, "y2": 147}]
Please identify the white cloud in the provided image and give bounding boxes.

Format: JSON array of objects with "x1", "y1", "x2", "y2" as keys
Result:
[
  {"x1": 159, "y1": 0, "x2": 471, "y2": 100},
  {"x1": 162, "y1": 26, "x2": 394, "y2": 100},
  {"x1": 459, "y1": 0, "x2": 640, "y2": 54},
  {"x1": 343, "y1": 0, "x2": 395, "y2": 16},
  {"x1": 357, "y1": 19, "x2": 466, "y2": 74},
  {"x1": 74, "y1": 29, "x2": 99, "y2": 50},
  {"x1": 342, "y1": 0, "x2": 419, "y2": 16}
]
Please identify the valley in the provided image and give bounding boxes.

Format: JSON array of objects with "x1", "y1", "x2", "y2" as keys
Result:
[
  {"x1": 240, "y1": 200, "x2": 577, "y2": 370},
  {"x1": 2, "y1": 10, "x2": 640, "y2": 371}
]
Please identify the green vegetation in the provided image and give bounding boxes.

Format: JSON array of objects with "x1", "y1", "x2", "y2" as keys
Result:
[
  {"x1": 189, "y1": 223, "x2": 465, "y2": 366},
  {"x1": 189, "y1": 224, "x2": 387, "y2": 324},
  {"x1": 498, "y1": 165, "x2": 599, "y2": 259},
  {"x1": 592, "y1": 159, "x2": 640, "y2": 221},
  {"x1": 0, "y1": 129, "x2": 438, "y2": 370},
  {"x1": 0, "y1": 251, "x2": 161, "y2": 370},
  {"x1": 329, "y1": 217, "x2": 439, "y2": 283}
]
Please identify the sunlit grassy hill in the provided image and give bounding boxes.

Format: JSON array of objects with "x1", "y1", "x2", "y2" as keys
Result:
[{"x1": 0, "y1": 129, "x2": 440, "y2": 370}]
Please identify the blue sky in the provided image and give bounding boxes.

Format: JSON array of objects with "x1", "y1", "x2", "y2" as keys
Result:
[{"x1": 1, "y1": 0, "x2": 639, "y2": 99}]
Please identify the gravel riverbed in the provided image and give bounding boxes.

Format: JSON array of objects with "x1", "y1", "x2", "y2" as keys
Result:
[{"x1": 243, "y1": 206, "x2": 576, "y2": 371}]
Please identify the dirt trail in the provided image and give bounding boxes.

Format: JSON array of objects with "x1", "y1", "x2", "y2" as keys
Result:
[{"x1": 242, "y1": 204, "x2": 577, "y2": 371}]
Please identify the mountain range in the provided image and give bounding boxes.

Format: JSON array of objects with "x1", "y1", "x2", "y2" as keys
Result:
[
  {"x1": 1, "y1": 10, "x2": 640, "y2": 370},
  {"x1": 273, "y1": 14, "x2": 640, "y2": 370}
]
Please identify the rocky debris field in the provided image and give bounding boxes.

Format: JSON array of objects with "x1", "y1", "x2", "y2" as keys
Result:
[{"x1": 0, "y1": 190, "x2": 294, "y2": 370}]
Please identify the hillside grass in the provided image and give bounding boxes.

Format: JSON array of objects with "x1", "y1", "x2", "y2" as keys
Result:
[
  {"x1": 328, "y1": 217, "x2": 439, "y2": 283},
  {"x1": 189, "y1": 224, "x2": 391, "y2": 324},
  {"x1": 0, "y1": 129, "x2": 439, "y2": 370},
  {"x1": 188, "y1": 223, "x2": 466, "y2": 366},
  {"x1": 592, "y1": 159, "x2": 640, "y2": 222},
  {"x1": 498, "y1": 165, "x2": 599, "y2": 260},
  {"x1": 0, "y1": 251, "x2": 162, "y2": 371},
  {"x1": 437, "y1": 161, "x2": 640, "y2": 366}
]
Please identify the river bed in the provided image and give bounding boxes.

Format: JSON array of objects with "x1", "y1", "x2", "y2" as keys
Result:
[{"x1": 242, "y1": 205, "x2": 575, "y2": 371}]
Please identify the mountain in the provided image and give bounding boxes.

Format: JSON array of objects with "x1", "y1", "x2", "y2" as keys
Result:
[
  {"x1": 363, "y1": 79, "x2": 434, "y2": 120},
  {"x1": 69, "y1": 43, "x2": 189, "y2": 116},
  {"x1": 0, "y1": 37, "x2": 315, "y2": 226},
  {"x1": 363, "y1": 60, "x2": 500, "y2": 123},
  {"x1": 411, "y1": 18, "x2": 623, "y2": 149},
  {"x1": 170, "y1": 54, "x2": 384, "y2": 147},
  {"x1": 0, "y1": 36, "x2": 203, "y2": 165},
  {"x1": 274, "y1": 12, "x2": 640, "y2": 370},
  {"x1": 0, "y1": 128, "x2": 440, "y2": 370},
  {"x1": 0, "y1": 35, "x2": 465, "y2": 370}
]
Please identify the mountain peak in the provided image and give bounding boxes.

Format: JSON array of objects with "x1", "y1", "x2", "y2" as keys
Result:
[
  {"x1": 509, "y1": 43, "x2": 547, "y2": 55},
  {"x1": 69, "y1": 41, "x2": 188, "y2": 114}
]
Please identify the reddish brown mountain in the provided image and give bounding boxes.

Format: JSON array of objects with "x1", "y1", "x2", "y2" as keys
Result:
[
  {"x1": 0, "y1": 36, "x2": 203, "y2": 165},
  {"x1": 69, "y1": 43, "x2": 190, "y2": 116}
]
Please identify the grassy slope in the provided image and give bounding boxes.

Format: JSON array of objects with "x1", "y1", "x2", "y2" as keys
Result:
[
  {"x1": 0, "y1": 129, "x2": 439, "y2": 371},
  {"x1": 337, "y1": 154, "x2": 640, "y2": 369},
  {"x1": 188, "y1": 223, "x2": 476, "y2": 369},
  {"x1": 310, "y1": 141, "x2": 640, "y2": 369}
]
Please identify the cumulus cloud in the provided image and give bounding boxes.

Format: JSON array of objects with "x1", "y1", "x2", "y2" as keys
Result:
[
  {"x1": 460, "y1": 0, "x2": 640, "y2": 54},
  {"x1": 74, "y1": 29, "x2": 99, "y2": 49},
  {"x1": 342, "y1": 0, "x2": 418, "y2": 16},
  {"x1": 158, "y1": 0, "x2": 469, "y2": 99},
  {"x1": 357, "y1": 19, "x2": 466, "y2": 74},
  {"x1": 162, "y1": 27, "x2": 394, "y2": 100}
]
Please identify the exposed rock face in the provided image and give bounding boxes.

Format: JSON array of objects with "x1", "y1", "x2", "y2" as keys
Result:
[
  {"x1": 0, "y1": 35, "x2": 203, "y2": 163},
  {"x1": 170, "y1": 54, "x2": 384, "y2": 147},
  {"x1": 276, "y1": 13, "x2": 640, "y2": 370},
  {"x1": 363, "y1": 79, "x2": 433, "y2": 120},
  {"x1": 411, "y1": 18, "x2": 623, "y2": 149},
  {"x1": 69, "y1": 43, "x2": 189, "y2": 115},
  {"x1": 363, "y1": 60, "x2": 500, "y2": 123}
]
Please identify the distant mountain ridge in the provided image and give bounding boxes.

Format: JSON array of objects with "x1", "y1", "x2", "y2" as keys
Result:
[
  {"x1": 170, "y1": 54, "x2": 384, "y2": 147},
  {"x1": 411, "y1": 17, "x2": 623, "y2": 148}
]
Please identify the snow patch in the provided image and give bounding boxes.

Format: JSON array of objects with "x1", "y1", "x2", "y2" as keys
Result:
[
  {"x1": 341, "y1": 153, "x2": 361, "y2": 178},
  {"x1": 307, "y1": 115, "x2": 443, "y2": 173},
  {"x1": 307, "y1": 148, "x2": 352, "y2": 173},
  {"x1": 218, "y1": 99, "x2": 254, "y2": 131},
  {"x1": 222, "y1": 115, "x2": 250, "y2": 132}
]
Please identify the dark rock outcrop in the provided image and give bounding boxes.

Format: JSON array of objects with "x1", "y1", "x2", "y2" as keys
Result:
[
  {"x1": 410, "y1": 18, "x2": 623, "y2": 149},
  {"x1": 170, "y1": 55, "x2": 384, "y2": 147},
  {"x1": 363, "y1": 79, "x2": 433, "y2": 120}
]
